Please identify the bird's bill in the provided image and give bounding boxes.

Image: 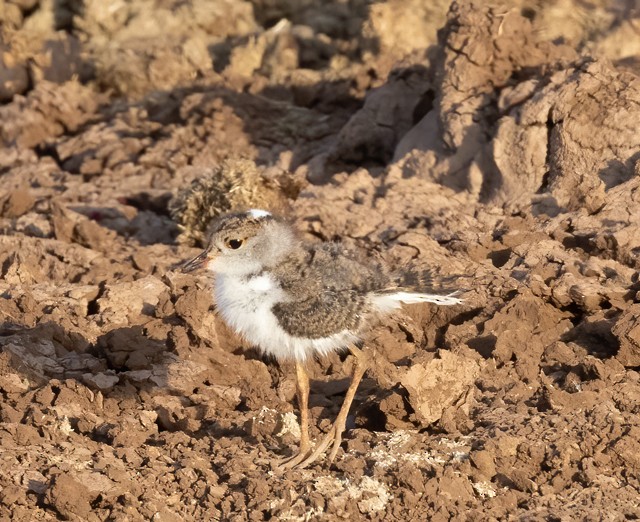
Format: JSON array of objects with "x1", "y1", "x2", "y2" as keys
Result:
[{"x1": 181, "y1": 249, "x2": 210, "y2": 273}]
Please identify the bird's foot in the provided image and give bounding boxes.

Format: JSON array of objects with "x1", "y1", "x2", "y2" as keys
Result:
[
  {"x1": 299, "y1": 423, "x2": 345, "y2": 469},
  {"x1": 276, "y1": 448, "x2": 312, "y2": 470},
  {"x1": 277, "y1": 423, "x2": 345, "y2": 471}
]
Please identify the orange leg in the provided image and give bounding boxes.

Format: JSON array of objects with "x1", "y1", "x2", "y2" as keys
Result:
[
  {"x1": 278, "y1": 361, "x2": 311, "y2": 469},
  {"x1": 296, "y1": 361, "x2": 311, "y2": 455},
  {"x1": 296, "y1": 345, "x2": 369, "y2": 469}
]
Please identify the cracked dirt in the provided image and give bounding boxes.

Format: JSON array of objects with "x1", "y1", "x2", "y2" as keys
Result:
[{"x1": 1, "y1": 0, "x2": 640, "y2": 520}]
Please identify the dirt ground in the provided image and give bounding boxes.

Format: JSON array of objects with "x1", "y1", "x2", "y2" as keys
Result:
[{"x1": 1, "y1": 0, "x2": 640, "y2": 520}]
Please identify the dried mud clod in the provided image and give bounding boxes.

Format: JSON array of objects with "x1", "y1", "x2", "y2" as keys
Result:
[{"x1": 168, "y1": 157, "x2": 295, "y2": 247}]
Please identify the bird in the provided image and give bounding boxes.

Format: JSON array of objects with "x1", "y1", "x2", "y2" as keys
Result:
[{"x1": 181, "y1": 209, "x2": 463, "y2": 469}]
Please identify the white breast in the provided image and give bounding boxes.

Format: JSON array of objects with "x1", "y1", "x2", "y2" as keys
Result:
[{"x1": 213, "y1": 273, "x2": 358, "y2": 361}]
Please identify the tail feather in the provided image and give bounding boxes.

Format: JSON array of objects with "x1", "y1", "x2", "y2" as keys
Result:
[
  {"x1": 372, "y1": 290, "x2": 464, "y2": 313},
  {"x1": 386, "y1": 291, "x2": 464, "y2": 306},
  {"x1": 371, "y1": 266, "x2": 466, "y2": 312}
]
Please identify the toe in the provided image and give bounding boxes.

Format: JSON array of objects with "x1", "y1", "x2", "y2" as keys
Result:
[
  {"x1": 276, "y1": 448, "x2": 311, "y2": 471},
  {"x1": 327, "y1": 432, "x2": 343, "y2": 464}
]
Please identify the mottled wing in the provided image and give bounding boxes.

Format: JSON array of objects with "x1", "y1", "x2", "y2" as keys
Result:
[{"x1": 271, "y1": 243, "x2": 390, "y2": 339}]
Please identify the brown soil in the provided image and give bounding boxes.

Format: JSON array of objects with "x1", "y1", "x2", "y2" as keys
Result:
[{"x1": 2, "y1": 1, "x2": 640, "y2": 520}]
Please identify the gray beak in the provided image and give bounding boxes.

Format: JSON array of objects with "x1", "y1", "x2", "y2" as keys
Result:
[{"x1": 181, "y1": 249, "x2": 210, "y2": 273}]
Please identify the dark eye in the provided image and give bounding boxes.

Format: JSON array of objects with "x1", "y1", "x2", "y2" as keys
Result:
[{"x1": 226, "y1": 238, "x2": 244, "y2": 250}]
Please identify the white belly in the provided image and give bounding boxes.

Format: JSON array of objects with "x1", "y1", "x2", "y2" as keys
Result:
[{"x1": 213, "y1": 273, "x2": 358, "y2": 361}]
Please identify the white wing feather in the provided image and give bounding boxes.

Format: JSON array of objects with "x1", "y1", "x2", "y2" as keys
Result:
[{"x1": 372, "y1": 291, "x2": 463, "y2": 313}]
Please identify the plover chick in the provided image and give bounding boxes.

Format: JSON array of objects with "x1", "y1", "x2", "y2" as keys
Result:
[{"x1": 181, "y1": 209, "x2": 463, "y2": 469}]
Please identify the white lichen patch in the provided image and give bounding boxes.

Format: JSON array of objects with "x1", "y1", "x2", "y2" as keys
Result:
[
  {"x1": 402, "y1": 450, "x2": 447, "y2": 466},
  {"x1": 473, "y1": 481, "x2": 497, "y2": 498},
  {"x1": 451, "y1": 450, "x2": 470, "y2": 462},
  {"x1": 254, "y1": 405, "x2": 278, "y2": 423},
  {"x1": 370, "y1": 431, "x2": 459, "y2": 468},
  {"x1": 438, "y1": 436, "x2": 472, "y2": 448},
  {"x1": 369, "y1": 430, "x2": 415, "y2": 468},
  {"x1": 437, "y1": 436, "x2": 471, "y2": 462},
  {"x1": 276, "y1": 411, "x2": 302, "y2": 439},
  {"x1": 369, "y1": 447, "x2": 397, "y2": 468},
  {"x1": 313, "y1": 475, "x2": 392, "y2": 515},
  {"x1": 56, "y1": 415, "x2": 74, "y2": 436},
  {"x1": 314, "y1": 475, "x2": 347, "y2": 497},
  {"x1": 386, "y1": 430, "x2": 414, "y2": 447},
  {"x1": 348, "y1": 476, "x2": 392, "y2": 514}
]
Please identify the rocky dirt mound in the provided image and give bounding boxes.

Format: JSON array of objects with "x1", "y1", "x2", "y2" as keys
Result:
[{"x1": 1, "y1": 0, "x2": 640, "y2": 520}]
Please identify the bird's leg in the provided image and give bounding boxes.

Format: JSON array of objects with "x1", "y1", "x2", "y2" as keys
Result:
[
  {"x1": 296, "y1": 360, "x2": 311, "y2": 456},
  {"x1": 297, "y1": 344, "x2": 369, "y2": 469},
  {"x1": 277, "y1": 361, "x2": 311, "y2": 469}
]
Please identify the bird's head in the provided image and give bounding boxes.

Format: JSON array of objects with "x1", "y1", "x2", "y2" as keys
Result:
[{"x1": 181, "y1": 209, "x2": 297, "y2": 276}]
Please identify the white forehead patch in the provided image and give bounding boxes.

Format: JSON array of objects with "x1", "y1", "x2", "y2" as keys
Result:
[{"x1": 248, "y1": 209, "x2": 271, "y2": 219}]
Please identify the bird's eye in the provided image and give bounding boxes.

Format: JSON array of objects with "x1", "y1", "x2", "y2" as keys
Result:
[{"x1": 226, "y1": 238, "x2": 244, "y2": 250}]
